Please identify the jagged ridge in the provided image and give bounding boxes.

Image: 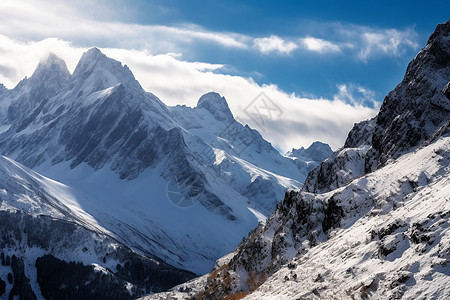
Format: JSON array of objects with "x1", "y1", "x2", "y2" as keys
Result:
[
  {"x1": 151, "y1": 20, "x2": 450, "y2": 300},
  {"x1": 0, "y1": 47, "x2": 311, "y2": 276}
]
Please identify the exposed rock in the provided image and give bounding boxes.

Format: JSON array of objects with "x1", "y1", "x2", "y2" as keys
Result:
[{"x1": 162, "y1": 20, "x2": 450, "y2": 300}]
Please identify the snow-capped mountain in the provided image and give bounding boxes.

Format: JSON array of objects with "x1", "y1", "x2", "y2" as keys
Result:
[
  {"x1": 0, "y1": 155, "x2": 195, "y2": 299},
  {"x1": 0, "y1": 46, "x2": 317, "y2": 277},
  {"x1": 286, "y1": 141, "x2": 333, "y2": 176},
  {"x1": 148, "y1": 20, "x2": 450, "y2": 299},
  {"x1": 303, "y1": 117, "x2": 376, "y2": 194}
]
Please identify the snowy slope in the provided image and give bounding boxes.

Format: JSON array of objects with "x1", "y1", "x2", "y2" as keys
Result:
[
  {"x1": 147, "y1": 20, "x2": 450, "y2": 299},
  {"x1": 246, "y1": 137, "x2": 450, "y2": 299},
  {"x1": 0, "y1": 155, "x2": 195, "y2": 299},
  {"x1": 145, "y1": 134, "x2": 450, "y2": 300},
  {"x1": 170, "y1": 92, "x2": 305, "y2": 215},
  {"x1": 0, "y1": 154, "x2": 106, "y2": 233},
  {"x1": 0, "y1": 48, "x2": 311, "y2": 274}
]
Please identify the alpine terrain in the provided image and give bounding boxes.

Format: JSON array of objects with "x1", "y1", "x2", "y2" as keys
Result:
[
  {"x1": 146, "y1": 20, "x2": 450, "y2": 300},
  {"x1": 0, "y1": 28, "x2": 333, "y2": 297}
]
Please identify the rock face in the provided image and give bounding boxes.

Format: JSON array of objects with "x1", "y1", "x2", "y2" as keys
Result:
[
  {"x1": 367, "y1": 20, "x2": 450, "y2": 171},
  {"x1": 1, "y1": 48, "x2": 170, "y2": 175},
  {"x1": 0, "y1": 47, "x2": 310, "y2": 275},
  {"x1": 305, "y1": 21, "x2": 450, "y2": 194},
  {"x1": 303, "y1": 118, "x2": 375, "y2": 194},
  {"x1": 149, "y1": 20, "x2": 450, "y2": 300},
  {"x1": 344, "y1": 117, "x2": 376, "y2": 149}
]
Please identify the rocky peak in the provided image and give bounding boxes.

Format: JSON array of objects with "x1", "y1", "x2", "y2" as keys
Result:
[
  {"x1": 33, "y1": 52, "x2": 70, "y2": 76},
  {"x1": 305, "y1": 21, "x2": 450, "y2": 193},
  {"x1": 6, "y1": 53, "x2": 70, "y2": 128},
  {"x1": 72, "y1": 48, "x2": 141, "y2": 95},
  {"x1": 287, "y1": 141, "x2": 332, "y2": 162},
  {"x1": 343, "y1": 117, "x2": 376, "y2": 148},
  {"x1": 28, "y1": 52, "x2": 70, "y2": 89},
  {"x1": 196, "y1": 92, "x2": 234, "y2": 121},
  {"x1": 181, "y1": 21, "x2": 450, "y2": 300},
  {"x1": 425, "y1": 20, "x2": 450, "y2": 67},
  {"x1": 368, "y1": 20, "x2": 450, "y2": 170},
  {"x1": 78, "y1": 47, "x2": 102, "y2": 62}
]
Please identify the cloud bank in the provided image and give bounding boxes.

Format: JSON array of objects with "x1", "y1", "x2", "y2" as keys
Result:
[
  {"x1": 0, "y1": 1, "x2": 418, "y2": 60},
  {"x1": 0, "y1": 35, "x2": 378, "y2": 152},
  {"x1": 300, "y1": 37, "x2": 341, "y2": 53},
  {"x1": 253, "y1": 35, "x2": 298, "y2": 55},
  {"x1": 4, "y1": 0, "x2": 422, "y2": 151}
]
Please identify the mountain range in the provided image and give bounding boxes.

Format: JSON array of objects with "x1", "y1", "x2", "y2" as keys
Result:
[
  {"x1": 145, "y1": 20, "x2": 450, "y2": 300},
  {"x1": 0, "y1": 13, "x2": 448, "y2": 300},
  {"x1": 0, "y1": 36, "x2": 333, "y2": 297}
]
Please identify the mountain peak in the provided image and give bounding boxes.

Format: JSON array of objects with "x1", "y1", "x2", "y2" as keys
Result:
[
  {"x1": 196, "y1": 92, "x2": 233, "y2": 121},
  {"x1": 72, "y1": 48, "x2": 141, "y2": 94},
  {"x1": 77, "y1": 47, "x2": 110, "y2": 66},
  {"x1": 31, "y1": 52, "x2": 70, "y2": 81},
  {"x1": 36, "y1": 52, "x2": 68, "y2": 70},
  {"x1": 369, "y1": 20, "x2": 450, "y2": 169},
  {"x1": 74, "y1": 47, "x2": 113, "y2": 74},
  {"x1": 427, "y1": 20, "x2": 450, "y2": 46},
  {"x1": 84, "y1": 47, "x2": 102, "y2": 57},
  {"x1": 286, "y1": 141, "x2": 332, "y2": 162},
  {"x1": 423, "y1": 20, "x2": 450, "y2": 68}
]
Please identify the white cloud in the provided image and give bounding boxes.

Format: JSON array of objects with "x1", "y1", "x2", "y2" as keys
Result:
[
  {"x1": 333, "y1": 83, "x2": 379, "y2": 108},
  {"x1": 0, "y1": 35, "x2": 377, "y2": 151},
  {"x1": 300, "y1": 37, "x2": 341, "y2": 53},
  {"x1": 0, "y1": 1, "x2": 419, "y2": 62},
  {"x1": 98, "y1": 49, "x2": 378, "y2": 151},
  {"x1": 253, "y1": 35, "x2": 341, "y2": 55},
  {"x1": 358, "y1": 29, "x2": 419, "y2": 61},
  {"x1": 335, "y1": 24, "x2": 419, "y2": 62},
  {"x1": 0, "y1": 35, "x2": 84, "y2": 88},
  {"x1": 0, "y1": 1, "x2": 395, "y2": 151},
  {"x1": 253, "y1": 35, "x2": 298, "y2": 55},
  {"x1": 251, "y1": 26, "x2": 417, "y2": 59},
  {"x1": 0, "y1": 0, "x2": 249, "y2": 53}
]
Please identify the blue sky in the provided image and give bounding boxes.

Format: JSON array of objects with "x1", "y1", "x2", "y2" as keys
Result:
[
  {"x1": 121, "y1": 0, "x2": 449, "y2": 102},
  {"x1": 0, "y1": 0, "x2": 448, "y2": 151}
]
